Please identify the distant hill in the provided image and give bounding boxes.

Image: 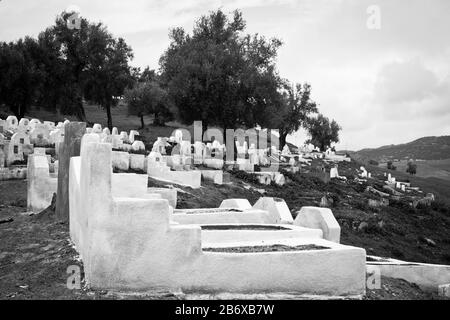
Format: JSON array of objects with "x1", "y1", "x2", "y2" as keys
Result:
[{"x1": 354, "y1": 136, "x2": 450, "y2": 162}]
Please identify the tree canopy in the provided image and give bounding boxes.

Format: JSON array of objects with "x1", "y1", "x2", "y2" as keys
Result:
[
  {"x1": 159, "y1": 9, "x2": 283, "y2": 131},
  {"x1": 0, "y1": 10, "x2": 135, "y2": 128},
  {"x1": 124, "y1": 80, "x2": 173, "y2": 128},
  {"x1": 277, "y1": 82, "x2": 318, "y2": 148},
  {"x1": 306, "y1": 114, "x2": 341, "y2": 151}
]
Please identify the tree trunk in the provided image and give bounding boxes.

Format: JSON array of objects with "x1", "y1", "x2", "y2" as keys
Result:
[
  {"x1": 106, "y1": 103, "x2": 113, "y2": 131},
  {"x1": 75, "y1": 100, "x2": 87, "y2": 122},
  {"x1": 140, "y1": 114, "x2": 145, "y2": 129},
  {"x1": 280, "y1": 132, "x2": 288, "y2": 150}
]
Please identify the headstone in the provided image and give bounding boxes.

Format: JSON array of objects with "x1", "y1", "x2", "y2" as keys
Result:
[
  {"x1": 0, "y1": 119, "x2": 6, "y2": 133},
  {"x1": 132, "y1": 141, "x2": 145, "y2": 152},
  {"x1": 120, "y1": 131, "x2": 129, "y2": 143},
  {"x1": 92, "y1": 124, "x2": 102, "y2": 134},
  {"x1": 6, "y1": 116, "x2": 19, "y2": 131},
  {"x1": 44, "y1": 121, "x2": 56, "y2": 130},
  {"x1": 7, "y1": 132, "x2": 30, "y2": 165},
  {"x1": 18, "y1": 118, "x2": 30, "y2": 130},
  {"x1": 330, "y1": 167, "x2": 339, "y2": 179},
  {"x1": 29, "y1": 119, "x2": 41, "y2": 130},
  {"x1": 129, "y1": 130, "x2": 140, "y2": 143},
  {"x1": 55, "y1": 122, "x2": 86, "y2": 221}
]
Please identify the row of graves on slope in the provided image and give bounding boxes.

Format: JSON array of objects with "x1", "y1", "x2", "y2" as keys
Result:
[
  {"x1": 20, "y1": 120, "x2": 450, "y2": 296},
  {"x1": 326, "y1": 162, "x2": 436, "y2": 209},
  {"x1": 17, "y1": 119, "x2": 371, "y2": 297},
  {"x1": 59, "y1": 125, "x2": 369, "y2": 297}
]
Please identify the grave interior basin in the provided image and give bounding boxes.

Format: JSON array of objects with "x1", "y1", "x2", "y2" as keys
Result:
[
  {"x1": 201, "y1": 224, "x2": 291, "y2": 231},
  {"x1": 175, "y1": 208, "x2": 244, "y2": 215},
  {"x1": 203, "y1": 244, "x2": 331, "y2": 253}
]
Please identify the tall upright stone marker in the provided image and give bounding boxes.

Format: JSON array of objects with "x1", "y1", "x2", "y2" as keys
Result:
[{"x1": 56, "y1": 122, "x2": 86, "y2": 221}]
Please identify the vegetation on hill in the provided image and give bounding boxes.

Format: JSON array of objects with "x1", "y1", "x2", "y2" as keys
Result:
[{"x1": 356, "y1": 136, "x2": 450, "y2": 162}]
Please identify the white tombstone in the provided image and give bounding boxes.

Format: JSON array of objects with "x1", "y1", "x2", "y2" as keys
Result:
[
  {"x1": 174, "y1": 130, "x2": 183, "y2": 144},
  {"x1": 6, "y1": 116, "x2": 19, "y2": 131},
  {"x1": 132, "y1": 141, "x2": 146, "y2": 152},
  {"x1": 111, "y1": 135, "x2": 123, "y2": 149},
  {"x1": 120, "y1": 132, "x2": 129, "y2": 143},
  {"x1": 180, "y1": 141, "x2": 192, "y2": 156},
  {"x1": 0, "y1": 119, "x2": 6, "y2": 133},
  {"x1": 49, "y1": 129, "x2": 64, "y2": 145},
  {"x1": 7, "y1": 132, "x2": 31, "y2": 165},
  {"x1": 43, "y1": 121, "x2": 56, "y2": 130},
  {"x1": 112, "y1": 127, "x2": 119, "y2": 136},
  {"x1": 151, "y1": 138, "x2": 166, "y2": 155},
  {"x1": 248, "y1": 144, "x2": 259, "y2": 165},
  {"x1": 30, "y1": 123, "x2": 50, "y2": 144},
  {"x1": 92, "y1": 124, "x2": 102, "y2": 134},
  {"x1": 129, "y1": 130, "x2": 140, "y2": 143},
  {"x1": 29, "y1": 119, "x2": 41, "y2": 130},
  {"x1": 330, "y1": 167, "x2": 339, "y2": 179},
  {"x1": 19, "y1": 118, "x2": 30, "y2": 130},
  {"x1": 236, "y1": 141, "x2": 248, "y2": 155}
]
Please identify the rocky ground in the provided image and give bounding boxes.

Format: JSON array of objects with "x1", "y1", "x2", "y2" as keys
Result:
[{"x1": 1, "y1": 160, "x2": 449, "y2": 300}]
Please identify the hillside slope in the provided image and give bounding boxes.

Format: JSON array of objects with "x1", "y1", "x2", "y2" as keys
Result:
[{"x1": 355, "y1": 136, "x2": 450, "y2": 162}]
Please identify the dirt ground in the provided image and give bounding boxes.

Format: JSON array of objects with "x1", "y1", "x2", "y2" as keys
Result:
[{"x1": 0, "y1": 175, "x2": 448, "y2": 300}]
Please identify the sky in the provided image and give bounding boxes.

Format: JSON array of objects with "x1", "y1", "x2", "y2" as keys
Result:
[{"x1": 1, "y1": 0, "x2": 449, "y2": 150}]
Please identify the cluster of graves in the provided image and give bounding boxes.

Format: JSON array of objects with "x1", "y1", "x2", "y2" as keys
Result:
[
  {"x1": 0, "y1": 116, "x2": 62, "y2": 181},
  {"x1": 5, "y1": 114, "x2": 449, "y2": 297},
  {"x1": 5, "y1": 116, "x2": 365, "y2": 297},
  {"x1": 68, "y1": 130, "x2": 367, "y2": 296}
]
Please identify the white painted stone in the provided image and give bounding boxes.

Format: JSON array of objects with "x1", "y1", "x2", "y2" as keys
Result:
[
  {"x1": 220, "y1": 199, "x2": 252, "y2": 210},
  {"x1": 69, "y1": 140, "x2": 367, "y2": 296},
  {"x1": 294, "y1": 207, "x2": 341, "y2": 243},
  {"x1": 43, "y1": 121, "x2": 56, "y2": 130},
  {"x1": 129, "y1": 130, "x2": 140, "y2": 143},
  {"x1": 111, "y1": 151, "x2": 130, "y2": 171},
  {"x1": 19, "y1": 118, "x2": 30, "y2": 129},
  {"x1": 6, "y1": 116, "x2": 18, "y2": 131},
  {"x1": 92, "y1": 124, "x2": 102, "y2": 133},
  {"x1": 253, "y1": 197, "x2": 294, "y2": 224},
  {"x1": 132, "y1": 141, "x2": 146, "y2": 152},
  {"x1": 27, "y1": 153, "x2": 57, "y2": 213},
  {"x1": 130, "y1": 154, "x2": 145, "y2": 171},
  {"x1": 201, "y1": 170, "x2": 224, "y2": 185}
]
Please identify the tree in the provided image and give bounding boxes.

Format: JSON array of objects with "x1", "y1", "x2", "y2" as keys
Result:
[
  {"x1": 124, "y1": 80, "x2": 173, "y2": 128},
  {"x1": 277, "y1": 82, "x2": 318, "y2": 149},
  {"x1": 406, "y1": 161, "x2": 417, "y2": 175},
  {"x1": 159, "y1": 9, "x2": 283, "y2": 132},
  {"x1": 83, "y1": 35, "x2": 134, "y2": 130},
  {"x1": 306, "y1": 114, "x2": 341, "y2": 151},
  {"x1": 387, "y1": 161, "x2": 397, "y2": 171},
  {"x1": 0, "y1": 38, "x2": 44, "y2": 118},
  {"x1": 38, "y1": 11, "x2": 134, "y2": 125}
]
